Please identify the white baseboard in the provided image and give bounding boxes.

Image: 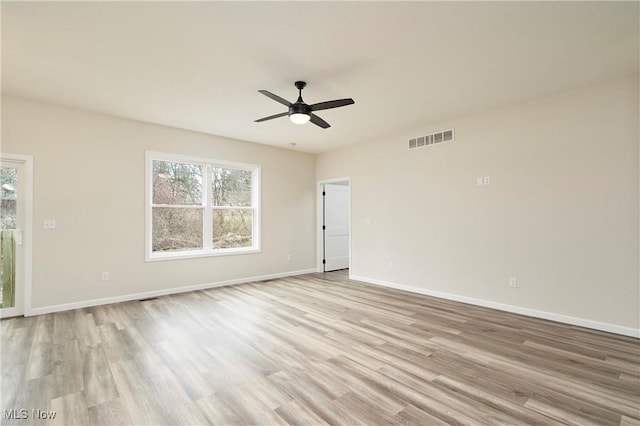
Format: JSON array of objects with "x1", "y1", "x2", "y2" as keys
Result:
[
  {"x1": 350, "y1": 274, "x2": 640, "y2": 339},
  {"x1": 26, "y1": 269, "x2": 316, "y2": 317}
]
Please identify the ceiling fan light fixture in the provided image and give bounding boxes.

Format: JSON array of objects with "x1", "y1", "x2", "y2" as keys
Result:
[{"x1": 290, "y1": 113, "x2": 310, "y2": 125}]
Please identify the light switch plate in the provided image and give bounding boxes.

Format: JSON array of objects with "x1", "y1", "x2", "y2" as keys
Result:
[{"x1": 43, "y1": 219, "x2": 56, "y2": 229}]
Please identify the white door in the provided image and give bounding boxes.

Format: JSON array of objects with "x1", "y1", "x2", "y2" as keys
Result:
[
  {"x1": 323, "y1": 183, "x2": 349, "y2": 271},
  {"x1": 1, "y1": 160, "x2": 25, "y2": 317}
]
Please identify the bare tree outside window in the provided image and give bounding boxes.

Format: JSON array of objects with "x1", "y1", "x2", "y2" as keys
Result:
[
  {"x1": 152, "y1": 161, "x2": 203, "y2": 252},
  {"x1": 0, "y1": 168, "x2": 17, "y2": 229},
  {"x1": 212, "y1": 168, "x2": 252, "y2": 249}
]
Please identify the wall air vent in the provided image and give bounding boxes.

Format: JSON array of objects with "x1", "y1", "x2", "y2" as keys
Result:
[{"x1": 408, "y1": 129, "x2": 454, "y2": 150}]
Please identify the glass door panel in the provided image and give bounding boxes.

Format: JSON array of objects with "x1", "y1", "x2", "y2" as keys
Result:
[{"x1": 0, "y1": 161, "x2": 23, "y2": 316}]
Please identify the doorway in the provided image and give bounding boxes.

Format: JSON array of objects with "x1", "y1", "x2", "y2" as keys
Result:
[
  {"x1": 319, "y1": 179, "x2": 350, "y2": 272},
  {"x1": 0, "y1": 155, "x2": 33, "y2": 318}
]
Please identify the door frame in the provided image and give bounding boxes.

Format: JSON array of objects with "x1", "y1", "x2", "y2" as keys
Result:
[
  {"x1": 316, "y1": 177, "x2": 351, "y2": 273},
  {"x1": 0, "y1": 153, "x2": 33, "y2": 318}
]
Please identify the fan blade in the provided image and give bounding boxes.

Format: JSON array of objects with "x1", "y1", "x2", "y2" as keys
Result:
[
  {"x1": 310, "y1": 98, "x2": 354, "y2": 112},
  {"x1": 254, "y1": 112, "x2": 288, "y2": 122},
  {"x1": 258, "y1": 90, "x2": 291, "y2": 107},
  {"x1": 309, "y1": 113, "x2": 330, "y2": 129}
]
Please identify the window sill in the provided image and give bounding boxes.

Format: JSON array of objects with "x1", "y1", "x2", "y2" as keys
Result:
[{"x1": 146, "y1": 247, "x2": 261, "y2": 262}]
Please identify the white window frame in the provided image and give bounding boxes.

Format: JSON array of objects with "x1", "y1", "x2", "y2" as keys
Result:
[{"x1": 145, "y1": 151, "x2": 261, "y2": 261}]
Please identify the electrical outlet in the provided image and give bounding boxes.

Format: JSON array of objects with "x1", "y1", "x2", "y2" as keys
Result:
[
  {"x1": 483, "y1": 175, "x2": 491, "y2": 185},
  {"x1": 102, "y1": 272, "x2": 109, "y2": 281},
  {"x1": 43, "y1": 219, "x2": 56, "y2": 229},
  {"x1": 509, "y1": 276, "x2": 517, "y2": 288},
  {"x1": 286, "y1": 254, "x2": 292, "y2": 261},
  {"x1": 389, "y1": 261, "x2": 393, "y2": 269}
]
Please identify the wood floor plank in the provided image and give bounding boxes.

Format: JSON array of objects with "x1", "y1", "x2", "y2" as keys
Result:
[
  {"x1": 332, "y1": 391, "x2": 402, "y2": 425},
  {"x1": 23, "y1": 315, "x2": 53, "y2": 381},
  {"x1": 50, "y1": 391, "x2": 90, "y2": 426},
  {"x1": 524, "y1": 397, "x2": 598, "y2": 426},
  {"x1": 274, "y1": 398, "x2": 331, "y2": 426},
  {"x1": 432, "y1": 374, "x2": 565, "y2": 425},
  {"x1": 79, "y1": 344, "x2": 120, "y2": 408},
  {"x1": 266, "y1": 370, "x2": 357, "y2": 425},
  {"x1": 1, "y1": 270, "x2": 638, "y2": 425},
  {"x1": 86, "y1": 398, "x2": 134, "y2": 426},
  {"x1": 51, "y1": 339, "x2": 84, "y2": 397},
  {"x1": 393, "y1": 403, "x2": 452, "y2": 426},
  {"x1": 8, "y1": 374, "x2": 57, "y2": 425},
  {"x1": 621, "y1": 414, "x2": 640, "y2": 426},
  {"x1": 225, "y1": 386, "x2": 290, "y2": 426},
  {"x1": 195, "y1": 391, "x2": 255, "y2": 426}
]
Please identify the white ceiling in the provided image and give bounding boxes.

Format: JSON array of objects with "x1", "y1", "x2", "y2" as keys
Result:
[{"x1": 2, "y1": 1, "x2": 638, "y2": 154}]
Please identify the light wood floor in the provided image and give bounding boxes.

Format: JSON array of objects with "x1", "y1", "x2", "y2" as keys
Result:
[{"x1": 2, "y1": 271, "x2": 639, "y2": 425}]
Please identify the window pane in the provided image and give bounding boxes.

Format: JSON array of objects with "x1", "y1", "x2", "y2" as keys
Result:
[
  {"x1": 212, "y1": 168, "x2": 252, "y2": 207},
  {"x1": 212, "y1": 209, "x2": 253, "y2": 249},
  {"x1": 153, "y1": 161, "x2": 202, "y2": 205},
  {"x1": 152, "y1": 207, "x2": 203, "y2": 252},
  {"x1": 0, "y1": 167, "x2": 17, "y2": 229}
]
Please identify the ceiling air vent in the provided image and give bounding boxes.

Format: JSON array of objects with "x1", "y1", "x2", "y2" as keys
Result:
[{"x1": 408, "y1": 129, "x2": 454, "y2": 150}]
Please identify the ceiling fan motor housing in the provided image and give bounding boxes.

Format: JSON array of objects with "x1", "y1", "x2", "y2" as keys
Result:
[{"x1": 289, "y1": 102, "x2": 311, "y2": 116}]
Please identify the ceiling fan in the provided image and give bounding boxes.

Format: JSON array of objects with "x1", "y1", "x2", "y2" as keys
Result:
[{"x1": 255, "y1": 81, "x2": 355, "y2": 129}]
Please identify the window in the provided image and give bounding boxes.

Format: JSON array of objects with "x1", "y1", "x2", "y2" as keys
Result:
[{"x1": 146, "y1": 151, "x2": 260, "y2": 260}]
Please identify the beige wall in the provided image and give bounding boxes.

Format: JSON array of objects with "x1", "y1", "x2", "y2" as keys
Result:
[
  {"x1": 1, "y1": 97, "x2": 316, "y2": 309},
  {"x1": 317, "y1": 75, "x2": 639, "y2": 331}
]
